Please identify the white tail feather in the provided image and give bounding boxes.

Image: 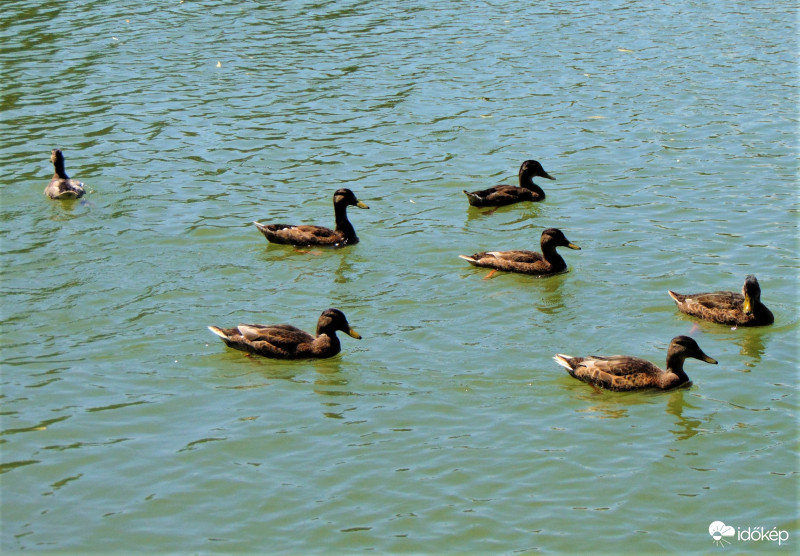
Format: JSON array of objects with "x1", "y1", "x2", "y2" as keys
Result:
[
  {"x1": 552, "y1": 354, "x2": 574, "y2": 370},
  {"x1": 667, "y1": 290, "x2": 680, "y2": 303},
  {"x1": 207, "y1": 326, "x2": 228, "y2": 339}
]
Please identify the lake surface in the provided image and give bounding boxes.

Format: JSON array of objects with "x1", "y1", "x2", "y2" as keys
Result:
[{"x1": 1, "y1": 1, "x2": 798, "y2": 553}]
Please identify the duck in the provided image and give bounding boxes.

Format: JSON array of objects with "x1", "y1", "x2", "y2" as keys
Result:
[
  {"x1": 668, "y1": 275, "x2": 773, "y2": 326},
  {"x1": 553, "y1": 336, "x2": 718, "y2": 391},
  {"x1": 459, "y1": 228, "x2": 580, "y2": 276},
  {"x1": 44, "y1": 149, "x2": 85, "y2": 200},
  {"x1": 463, "y1": 159, "x2": 554, "y2": 207},
  {"x1": 208, "y1": 308, "x2": 361, "y2": 359},
  {"x1": 253, "y1": 188, "x2": 369, "y2": 247}
]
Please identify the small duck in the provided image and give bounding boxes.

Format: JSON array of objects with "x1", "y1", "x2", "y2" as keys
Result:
[
  {"x1": 254, "y1": 188, "x2": 369, "y2": 247},
  {"x1": 668, "y1": 275, "x2": 773, "y2": 326},
  {"x1": 208, "y1": 308, "x2": 361, "y2": 359},
  {"x1": 553, "y1": 336, "x2": 718, "y2": 391},
  {"x1": 44, "y1": 149, "x2": 85, "y2": 200},
  {"x1": 459, "y1": 228, "x2": 580, "y2": 276},
  {"x1": 463, "y1": 159, "x2": 554, "y2": 207}
]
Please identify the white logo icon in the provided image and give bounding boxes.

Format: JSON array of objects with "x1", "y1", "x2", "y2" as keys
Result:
[{"x1": 709, "y1": 521, "x2": 735, "y2": 546}]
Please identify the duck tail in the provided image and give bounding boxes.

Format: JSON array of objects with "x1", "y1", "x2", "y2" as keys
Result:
[
  {"x1": 553, "y1": 354, "x2": 574, "y2": 371},
  {"x1": 207, "y1": 326, "x2": 229, "y2": 340},
  {"x1": 458, "y1": 254, "x2": 477, "y2": 264},
  {"x1": 667, "y1": 290, "x2": 682, "y2": 303},
  {"x1": 253, "y1": 221, "x2": 268, "y2": 233},
  {"x1": 463, "y1": 190, "x2": 482, "y2": 206}
]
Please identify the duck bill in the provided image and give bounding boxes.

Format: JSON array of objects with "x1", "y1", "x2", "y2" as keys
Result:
[
  {"x1": 356, "y1": 201, "x2": 369, "y2": 209},
  {"x1": 742, "y1": 295, "x2": 753, "y2": 314},
  {"x1": 567, "y1": 242, "x2": 581, "y2": 250},
  {"x1": 543, "y1": 172, "x2": 555, "y2": 180},
  {"x1": 698, "y1": 350, "x2": 718, "y2": 365},
  {"x1": 346, "y1": 328, "x2": 362, "y2": 339}
]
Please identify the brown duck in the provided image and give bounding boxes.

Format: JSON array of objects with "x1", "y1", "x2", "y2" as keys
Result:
[
  {"x1": 553, "y1": 336, "x2": 718, "y2": 391},
  {"x1": 459, "y1": 228, "x2": 580, "y2": 276},
  {"x1": 463, "y1": 159, "x2": 554, "y2": 207},
  {"x1": 668, "y1": 275, "x2": 773, "y2": 326},
  {"x1": 44, "y1": 149, "x2": 85, "y2": 200},
  {"x1": 208, "y1": 308, "x2": 361, "y2": 359},
  {"x1": 253, "y1": 188, "x2": 369, "y2": 247}
]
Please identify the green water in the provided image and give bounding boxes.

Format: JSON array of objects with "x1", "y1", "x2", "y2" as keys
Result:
[{"x1": 1, "y1": 1, "x2": 798, "y2": 553}]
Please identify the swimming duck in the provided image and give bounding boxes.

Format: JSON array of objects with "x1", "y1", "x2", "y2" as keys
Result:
[
  {"x1": 463, "y1": 159, "x2": 554, "y2": 207},
  {"x1": 459, "y1": 228, "x2": 580, "y2": 276},
  {"x1": 553, "y1": 336, "x2": 717, "y2": 391},
  {"x1": 208, "y1": 308, "x2": 361, "y2": 359},
  {"x1": 253, "y1": 188, "x2": 369, "y2": 247},
  {"x1": 668, "y1": 275, "x2": 773, "y2": 326},
  {"x1": 44, "y1": 149, "x2": 85, "y2": 199}
]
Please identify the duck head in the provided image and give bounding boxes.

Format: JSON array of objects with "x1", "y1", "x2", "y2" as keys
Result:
[
  {"x1": 317, "y1": 308, "x2": 361, "y2": 339},
  {"x1": 541, "y1": 228, "x2": 580, "y2": 250},
  {"x1": 741, "y1": 275, "x2": 761, "y2": 315},
  {"x1": 520, "y1": 160, "x2": 555, "y2": 181},
  {"x1": 669, "y1": 335, "x2": 718, "y2": 365},
  {"x1": 333, "y1": 188, "x2": 369, "y2": 209}
]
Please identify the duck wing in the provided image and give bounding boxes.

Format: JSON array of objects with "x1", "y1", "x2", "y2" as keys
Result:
[
  {"x1": 580, "y1": 355, "x2": 660, "y2": 376},
  {"x1": 484, "y1": 250, "x2": 544, "y2": 264},
  {"x1": 237, "y1": 324, "x2": 315, "y2": 348},
  {"x1": 668, "y1": 289, "x2": 753, "y2": 325},
  {"x1": 459, "y1": 249, "x2": 551, "y2": 274},
  {"x1": 464, "y1": 185, "x2": 535, "y2": 207},
  {"x1": 675, "y1": 290, "x2": 742, "y2": 310},
  {"x1": 254, "y1": 222, "x2": 342, "y2": 246},
  {"x1": 570, "y1": 355, "x2": 664, "y2": 391},
  {"x1": 208, "y1": 323, "x2": 316, "y2": 358}
]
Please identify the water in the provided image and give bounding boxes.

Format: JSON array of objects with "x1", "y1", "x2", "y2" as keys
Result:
[{"x1": 1, "y1": 1, "x2": 798, "y2": 553}]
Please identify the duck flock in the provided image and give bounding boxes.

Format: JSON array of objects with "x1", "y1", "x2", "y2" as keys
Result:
[{"x1": 46, "y1": 149, "x2": 773, "y2": 392}]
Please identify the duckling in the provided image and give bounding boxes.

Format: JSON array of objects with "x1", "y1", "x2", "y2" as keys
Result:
[
  {"x1": 253, "y1": 188, "x2": 369, "y2": 247},
  {"x1": 668, "y1": 275, "x2": 773, "y2": 326},
  {"x1": 463, "y1": 159, "x2": 554, "y2": 207},
  {"x1": 553, "y1": 336, "x2": 717, "y2": 391},
  {"x1": 459, "y1": 228, "x2": 580, "y2": 276},
  {"x1": 44, "y1": 149, "x2": 85, "y2": 199},
  {"x1": 208, "y1": 308, "x2": 361, "y2": 359}
]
